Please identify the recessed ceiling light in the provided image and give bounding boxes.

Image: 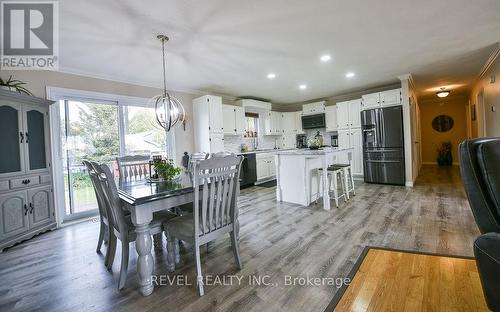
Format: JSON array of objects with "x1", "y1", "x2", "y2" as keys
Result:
[
  {"x1": 436, "y1": 87, "x2": 450, "y2": 98},
  {"x1": 299, "y1": 84, "x2": 307, "y2": 90},
  {"x1": 267, "y1": 73, "x2": 276, "y2": 79},
  {"x1": 320, "y1": 54, "x2": 331, "y2": 62},
  {"x1": 345, "y1": 72, "x2": 355, "y2": 78}
]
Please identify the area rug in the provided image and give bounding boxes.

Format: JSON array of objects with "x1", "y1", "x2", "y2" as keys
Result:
[{"x1": 324, "y1": 247, "x2": 488, "y2": 312}]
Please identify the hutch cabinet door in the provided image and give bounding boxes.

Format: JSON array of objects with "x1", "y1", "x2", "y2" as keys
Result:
[
  {"x1": 28, "y1": 186, "x2": 54, "y2": 229},
  {"x1": 23, "y1": 105, "x2": 50, "y2": 174},
  {"x1": 0, "y1": 191, "x2": 29, "y2": 241},
  {"x1": 0, "y1": 102, "x2": 25, "y2": 177}
]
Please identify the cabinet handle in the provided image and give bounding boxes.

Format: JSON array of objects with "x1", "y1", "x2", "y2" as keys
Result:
[
  {"x1": 25, "y1": 132, "x2": 29, "y2": 143},
  {"x1": 29, "y1": 203, "x2": 34, "y2": 214},
  {"x1": 20, "y1": 132, "x2": 24, "y2": 143},
  {"x1": 24, "y1": 204, "x2": 28, "y2": 216}
]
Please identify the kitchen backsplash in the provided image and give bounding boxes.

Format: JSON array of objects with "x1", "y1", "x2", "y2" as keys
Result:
[
  {"x1": 224, "y1": 128, "x2": 337, "y2": 153},
  {"x1": 224, "y1": 135, "x2": 280, "y2": 153}
]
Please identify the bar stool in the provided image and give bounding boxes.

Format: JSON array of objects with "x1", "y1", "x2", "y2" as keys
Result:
[
  {"x1": 314, "y1": 167, "x2": 347, "y2": 208},
  {"x1": 331, "y1": 164, "x2": 355, "y2": 199}
]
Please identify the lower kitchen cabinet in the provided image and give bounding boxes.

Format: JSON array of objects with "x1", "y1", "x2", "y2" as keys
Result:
[{"x1": 256, "y1": 153, "x2": 276, "y2": 181}]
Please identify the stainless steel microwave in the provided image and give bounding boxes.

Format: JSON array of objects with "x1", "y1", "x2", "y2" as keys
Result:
[{"x1": 301, "y1": 113, "x2": 326, "y2": 129}]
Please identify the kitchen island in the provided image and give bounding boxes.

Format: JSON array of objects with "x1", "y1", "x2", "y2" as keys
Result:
[{"x1": 275, "y1": 147, "x2": 354, "y2": 210}]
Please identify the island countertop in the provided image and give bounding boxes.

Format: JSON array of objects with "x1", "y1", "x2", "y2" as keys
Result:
[{"x1": 276, "y1": 147, "x2": 354, "y2": 155}]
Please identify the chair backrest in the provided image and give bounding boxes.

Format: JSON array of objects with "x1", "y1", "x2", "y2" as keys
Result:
[
  {"x1": 187, "y1": 152, "x2": 209, "y2": 173},
  {"x1": 83, "y1": 160, "x2": 108, "y2": 221},
  {"x1": 92, "y1": 162, "x2": 129, "y2": 238},
  {"x1": 116, "y1": 155, "x2": 150, "y2": 183},
  {"x1": 459, "y1": 137, "x2": 500, "y2": 234},
  {"x1": 192, "y1": 154, "x2": 243, "y2": 240}
]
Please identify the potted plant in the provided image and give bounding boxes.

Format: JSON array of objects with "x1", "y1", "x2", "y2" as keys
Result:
[
  {"x1": 153, "y1": 160, "x2": 183, "y2": 181},
  {"x1": 437, "y1": 141, "x2": 453, "y2": 166},
  {"x1": 0, "y1": 76, "x2": 33, "y2": 95}
]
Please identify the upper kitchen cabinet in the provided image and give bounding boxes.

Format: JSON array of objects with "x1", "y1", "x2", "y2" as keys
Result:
[
  {"x1": 336, "y1": 99, "x2": 361, "y2": 130},
  {"x1": 222, "y1": 105, "x2": 246, "y2": 135},
  {"x1": 234, "y1": 106, "x2": 246, "y2": 134},
  {"x1": 193, "y1": 95, "x2": 225, "y2": 153},
  {"x1": 264, "y1": 111, "x2": 283, "y2": 135},
  {"x1": 336, "y1": 101, "x2": 350, "y2": 129},
  {"x1": 325, "y1": 105, "x2": 338, "y2": 132},
  {"x1": 349, "y1": 99, "x2": 362, "y2": 128},
  {"x1": 302, "y1": 101, "x2": 325, "y2": 115},
  {"x1": 361, "y1": 88, "x2": 401, "y2": 110},
  {"x1": 295, "y1": 111, "x2": 304, "y2": 134},
  {"x1": 380, "y1": 88, "x2": 402, "y2": 107},
  {"x1": 361, "y1": 93, "x2": 380, "y2": 110},
  {"x1": 281, "y1": 112, "x2": 296, "y2": 133}
]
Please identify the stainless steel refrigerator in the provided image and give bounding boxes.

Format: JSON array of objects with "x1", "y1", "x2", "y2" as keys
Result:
[{"x1": 361, "y1": 106, "x2": 405, "y2": 185}]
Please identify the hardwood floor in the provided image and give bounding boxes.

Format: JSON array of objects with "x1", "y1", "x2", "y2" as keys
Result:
[
  {"x1": 333, "y1": 249, "x2": 488, "y2": 311},
  {"x1": 0, "y1": 165, "x2": 480, "y2": 312}
]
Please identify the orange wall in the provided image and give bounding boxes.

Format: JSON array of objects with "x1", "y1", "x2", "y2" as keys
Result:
[{"x1": 419, "y1": 96, "x2": 468, "y2": 164}]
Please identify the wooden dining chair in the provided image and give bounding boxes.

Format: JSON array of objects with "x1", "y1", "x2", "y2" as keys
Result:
[
  {"x1": 164, "y1": 154, "x2": 243, "y2": 296},
  {"x1": 91, "y1": 162, "x2": 176, "y2": 290},
  {"x1": 116, "y1": 155, "x2": 151, "y2": 183},
  {"x1": 187, "y1": 152, "x2": 209, "y2": 173},
  {"x1": 83, "y1": 160, "x2": 113, "y2": 266}
]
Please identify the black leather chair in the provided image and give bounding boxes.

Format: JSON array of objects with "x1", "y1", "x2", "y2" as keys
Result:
[{"x1": 459, "y1": 137, "x2": 500, "y2": 312}]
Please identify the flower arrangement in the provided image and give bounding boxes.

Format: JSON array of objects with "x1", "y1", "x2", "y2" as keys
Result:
[
  {"x1": 437, "y1": 141, "x2": 453, "y2": 166},
  {"x1": 308, "y1": 136, "x2": 322, "y2": 149},
  {"x1": 153, "y1": 160, "x2": 183, "y2": 180}
]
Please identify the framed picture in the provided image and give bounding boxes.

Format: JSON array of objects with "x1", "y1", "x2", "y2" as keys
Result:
[{"x1": 472, "y1": 104, "x2": 477, "y2": 121}]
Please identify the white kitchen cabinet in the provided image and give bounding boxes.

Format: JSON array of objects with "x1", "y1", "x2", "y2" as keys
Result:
[
  {"x1": 222, "y1": 105, "x2": 236, "y2": 135},
  {"x1": 281, "y1": 112, "x2": 296, "y2": 133},
  {"x1": 302, "y1": 101, "x2": 325, "y2": 115},
  {"x1": 282, "y1": 134, "x2": 296, "y2": 148},
  {"x1": 380, "y1": 88, "x2": 401, "y2": 107},
  {"x1": 264, "y1": 111, "x2": 283, "y2": 135},
  {"x1": 193, "y1": 95, "x2": 225, "y2": 153},
  {"x1": 336, "y1": 101, "x2": 350, "y2": 130},
  {"x1": 361, "y1": 88, "x2": 401, "y2": 110},
  {"x1": 338, "y1": 129, "x2": 350, "y2": 149},
  {"x1": 234, "y1": 106, "x2": 246, "y2": 133},
  {"x1": 325, "y1": 105, "x2": 338, "y2": 132},
  {"x1": 361, "y1": 93, "x2": 380, "y2": 109},
  {"x1": 349, "y1": 99, "x2": 362, "y2": 128},
  {"x1": 256, "y1": 153, "x2": 276, "y2": 181},
  {"x1": 337, "y1": 129, "x2": 363, "y2": 176},
  {"x1": 295, "y1": 111, "x2": 304, "y2": 134},
  {"x1": 209, "y1": 132, "x2": 224, "y2": 153},
  {"x1": 350, "y1": 128, "x2": 363, "y2": 175},
  {"x1": 222, "y1": 105, "x2": 246, "y2": 135}
]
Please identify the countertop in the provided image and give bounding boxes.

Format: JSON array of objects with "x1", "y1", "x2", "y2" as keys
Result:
[
  {"x1": 275, "y1": 147, "x2": 354, "y2": 155},
  {"x1": 235, "y1": 148, "x2": 296, "y2": 155}
]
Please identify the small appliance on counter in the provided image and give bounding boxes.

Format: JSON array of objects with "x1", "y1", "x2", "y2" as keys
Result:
[
  {"x1": 296, "y1": 134, "x2": 307, "y2": 148},
  {"x1": 330, "y1": 135, "x2": 338, "y2": 147}
]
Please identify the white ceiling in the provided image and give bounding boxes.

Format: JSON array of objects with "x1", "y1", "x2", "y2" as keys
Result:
[{"x1": 59, "y1": 0, "x2": 500, "y2": 103}]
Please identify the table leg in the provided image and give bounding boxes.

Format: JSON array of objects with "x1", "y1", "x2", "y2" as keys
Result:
[
  {"x1": 135, "y1": 222, "x2": 154, "y2": 296},
  {"x1": 322, "y1": 155, "x2": 331, "y2": 211}
]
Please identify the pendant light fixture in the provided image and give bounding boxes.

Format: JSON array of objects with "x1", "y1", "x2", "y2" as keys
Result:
[
  {"x1": 436, "y1": 87, "x2": 450, "y2": 98},
  {"x1": 151, "y1": 35, "x2": 185, "y2": 132}
]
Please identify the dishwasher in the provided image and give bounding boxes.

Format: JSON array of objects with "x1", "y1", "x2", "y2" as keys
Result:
[{"x1": 239, "y1": 153, "x2": 257, "y2": 188}]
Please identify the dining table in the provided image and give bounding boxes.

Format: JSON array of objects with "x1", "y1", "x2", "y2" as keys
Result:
[{"x1": 118, "y1": 173, "x2": 194, "y2": 296}]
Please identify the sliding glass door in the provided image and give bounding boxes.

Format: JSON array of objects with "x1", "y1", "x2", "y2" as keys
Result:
[
  {"x1": 56, "y1": 94, "x2": 173, "y2": 223},
  {"x1": 60, "y1": 99, "x2": 119, "y2": 219}
]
